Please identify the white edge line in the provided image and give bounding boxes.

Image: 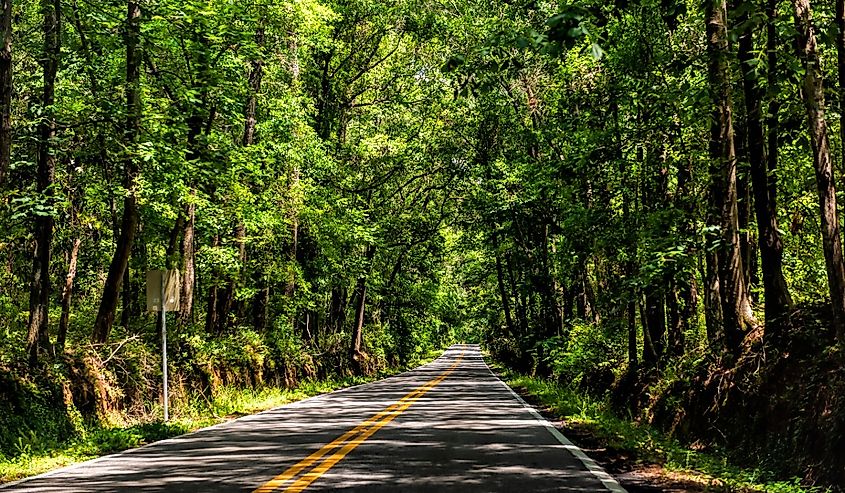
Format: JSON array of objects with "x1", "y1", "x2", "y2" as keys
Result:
[
  {"x1": 0, "y1": 351, "x2": 451, "y2": 490},
  {"x1": 481, "y1": 356, "x2": 628, "y2": 493}
]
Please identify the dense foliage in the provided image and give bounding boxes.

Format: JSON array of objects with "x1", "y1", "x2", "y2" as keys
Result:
[{"x1": 1, "y1": 0, "x2": 845, "y2": 488}]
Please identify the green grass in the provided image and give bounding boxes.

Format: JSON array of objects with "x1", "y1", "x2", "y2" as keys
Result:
[
  {"x1": 0, "y1": 349, "x2": 443, "y2": 484},
  {"x1": 496, "y1": 366, "x2": 827, "y2": 493}
]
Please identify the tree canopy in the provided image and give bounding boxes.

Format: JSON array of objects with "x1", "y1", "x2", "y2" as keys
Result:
[{"x1": 1, "y1": 0, "x2": 845, "y2": 487}]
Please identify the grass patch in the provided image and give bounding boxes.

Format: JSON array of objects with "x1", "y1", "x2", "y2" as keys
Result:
[
  {"x1": 493, "y1": 364, "x2": 827, "y2": 493},
  {"x1": 0, "y1": 349, "x2": 443, "y2": 484}
]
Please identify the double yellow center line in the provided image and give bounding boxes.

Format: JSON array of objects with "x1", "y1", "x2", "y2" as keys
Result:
[{"x1": 253, "y1": 351, "x2": 466, "y2": 493}]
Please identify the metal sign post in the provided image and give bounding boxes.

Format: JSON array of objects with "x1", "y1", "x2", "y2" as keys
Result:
[
  {"x1": 147, "y1": 270, "x2": 180, "y2": 422},
  {"x1": 160, "y1": 279, "x2": 169, "y2": 422}
]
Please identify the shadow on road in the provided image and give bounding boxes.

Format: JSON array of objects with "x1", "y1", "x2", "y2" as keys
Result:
[{"x1": 7, "y1": 345, "x2": 613, "y2": 492}]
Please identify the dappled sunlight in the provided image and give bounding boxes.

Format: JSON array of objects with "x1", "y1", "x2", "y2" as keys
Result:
[{"x1": 8, "y1": 346, "x2": 615, "y2": 492}]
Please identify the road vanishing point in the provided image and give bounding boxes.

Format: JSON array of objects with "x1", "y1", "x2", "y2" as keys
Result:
[{"x1": 5, "y1": 345, "x2": 626, "y2": 492}]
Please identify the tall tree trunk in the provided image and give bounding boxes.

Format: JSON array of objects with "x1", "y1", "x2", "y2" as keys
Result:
[
  {"x1": 737, "y1": 3, "x2": 793, "y2": 332},
  {"x1": 675, "y1": 135, "x2": 696, "y2": 353},
  {"x1": 27, "y1": 0, "x2": 61, "y2": 363},
  {"x1": 328, "y1": 286, "x2": 346, "y2": 334},
  {"x1": 178, "y1": 200, "x2": 195, "y2": 324},
  {"x1": 643, "y1": 290, "x2": 665, "y2": 365},
  {"x1": 205, "y1": 234, "x2": 220, "y2": 334},
  {"x1": 120, "y1": 266, "x2": 131, "y2": 328},
  {"x1": 734, "y1": 120, "x2": 752, "y2": 290},
  {"x1": 284, "y1": 168, "x2": 299, "y2": 300},
  {"x1": 350, "y1": 276, "x2": 367, "y2": 364},
  {"x1": 492, "y1": 231, "x2": 515, "y2": 335},
  {"x1": 219, "y1": 224, "x2": 246, "y2": 332},
  {"x1": 705, "y1": 0, "x2": 758, "y2": 351},
  {"x1": 57, "y1": 238, "x2": 81, "y2": 352},
  {"x1": 227, "y1": 27, "x2": 262, "y2": 331},
  {"x1": 627, "y1": 297, "x2": 638, "y2": 369},
  {"x1": 641, "y1": 140, "x2": 667, "y2": 365},
  {"x1": 0, "y1": 0, "x2": 10, "y2": 185},
  {"x1": 837, "y1": 0, "x2": 845, "y2": 181},
  {"x1": 704, "y1": 250, "x2": 722, "y2": 342},
  {"x1": 666, "y1": 280, "x2": 685, "y2": 357},
  {"x1": 93, "y1": 0, "x2": 140, "y2": 344},
  {"x1": 349, "y1": 245, "x2": 375, "y2": 369},
  {"x1": 792, "y1": 0, "x2": 845, "y2": 344}
]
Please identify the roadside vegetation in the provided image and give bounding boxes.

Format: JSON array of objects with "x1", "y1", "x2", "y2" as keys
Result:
[
  {"x1": 495, "y1": 363, "x2": 827, "y2": 493},
  {"x1": 1, "y1": 352, "x2": 440, "y2": 483}
]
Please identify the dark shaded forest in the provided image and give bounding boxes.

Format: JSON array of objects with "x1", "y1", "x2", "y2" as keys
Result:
[{"x1": 0, "y1": 0, "x2": 844, "y2": 489}]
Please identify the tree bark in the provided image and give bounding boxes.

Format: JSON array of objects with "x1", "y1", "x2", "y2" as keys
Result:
[
  {"x1": 666, "y1": 280, "x2": 685, "y2": 357},
  {"x1": 328, "y1": 286, "x2": 347, "y2": 334},
  {"x1": 0, "y1": 0, "x2": 10, "y2": 185},
  {"x1": 120, "y1": 265, "x2": 131, "y2": 329},
  {"x1": 643, "y1": 289, "x2": 665, "y2": 365},
  {"x1": 350, "y1": 245, "x2": 375, "y2": 369},
  {"x1": 627, "y1": 297, "x2": 638, "y2": 369},
  {"x1": 27, "y1": 0, "x2": 61, "y2": 364},
  {"x1": 178, "y1": 200, "x2": 195, "y2": 324},
  {"x1": 218, "y1": 223, "x2": 246, "y2": 332},
  {"x1": 792, "y1": 0, "x2": 845, "y2": 344},
  {"x1": 205, "y1": 234, "x2": 220, "y2": 334},
  {"x1": 350, "y1": 276, "x2": 367, "y2": 363},
  {"x1": 57, "y1": 238, "x2": 81, "y2": 352},
  {"x1": 93, "y1": 1, "x2": 140, "y2": 344},
  {"x1": 737, "y1": 3, "x2": 793, "y2": 331},
  {"x1": 838, "y1": 0, "x2": 845, "y2": 181},
  {"x1": 705, "y1": 0, "x2": 758, "y2": 351},
  {"x1": 492, "y1": 232, "x2": 515, "y2": 335}
]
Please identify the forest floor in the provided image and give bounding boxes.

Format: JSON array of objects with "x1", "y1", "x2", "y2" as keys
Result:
[{"x1": 494, "y1": 366, "x2": 821, "y2": 493}]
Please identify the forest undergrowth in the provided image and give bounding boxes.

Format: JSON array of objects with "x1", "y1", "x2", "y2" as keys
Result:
[
  {"x1": 488, "y1": 305, "x2": 845, "y2": 492},
  {"x1": 0, "y1": 331, "x2": 442, "y2": 484}
]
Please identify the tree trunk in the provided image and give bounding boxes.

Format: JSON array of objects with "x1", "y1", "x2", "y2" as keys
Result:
[
  {"x1": 231, "y1": 27, "x2": 263, "y2": 331},
  {"x1": 350, "y1": 245, "x2": 375, "y2": 369},
  {"x1": 705, "y1": 0, "x2": 757, "y2": 351},
  {"x1": 178, "y1": 200, "x2": 195, "y2": 324},
  {"x1": 492, "y1": 232, "x2": 515, "y2": 335},
  {"x1": 737, "y1": 3, "x2": 793, "y2": 331},
  {"x1": 27, "y1": 0, "x2": 61, "y2": 364},
  {"x1": 792, "y1": 0, "x2": 845, "y2": 344},
  {"x1": 627, "y1": 298, "x2": 638, "y2": 369},
  {"x1": 328, "y1": 286, "x2": 346, "y2": 334},
  {"x1": 666, "y1": 280, "x2": 684, "y2": 357},
  {"x1": 643, "y1": 289, "x2": 665, "y2": 365},
  {"x1": 219, "y1": 223, "x2": 246, "y2": 331},
  {"x1": 734, "y1": 123, "x2": 754, "y2": 292},
  {"x1": 57, "y1": 238, "x2": 81, "y2": 352},
  {"x1": 92, "y1": 0, "x2": 140, "y2": 344},
  {"x1": 837, "y1": 0, "x2": 845, "y2": 181},
  {"x1": 285, "y1": 166, "x2": 300, "y2": 300},
  {"x1": 0, "y1": 0, "x2": 10, "y2": 185},
  {"x1": 350, "y1": 276, "x2": 367, "y2": 364},
  {"x1": 704, "y1": 250, "x2": 722, "y2": 343},
  {"x1": 205, "y1": 235, "x2": 221, "y2": 334},
  {"x1": 120, "y1": 265, "x2": 131, "y2": 329}
]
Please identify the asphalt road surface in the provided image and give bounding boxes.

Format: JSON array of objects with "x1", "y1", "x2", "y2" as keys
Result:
[{"x1": 4, "y1": 344, "x2": 625, "y2": 492}]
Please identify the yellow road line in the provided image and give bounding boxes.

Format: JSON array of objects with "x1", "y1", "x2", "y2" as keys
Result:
[{"x1": 253, "y1": 351, "x2": 465, "y2": 493}]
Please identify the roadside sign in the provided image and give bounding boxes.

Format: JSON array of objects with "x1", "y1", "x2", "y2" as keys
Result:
[
  {"x1": 146, "y1": 270, "x2": 180, "y2": 312},
  {"x1": 146, "y1": 269, "x2": 180, "y2": 422}
]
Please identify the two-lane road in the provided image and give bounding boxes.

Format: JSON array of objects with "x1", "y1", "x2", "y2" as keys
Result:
[{"x1": 4, "y1": 345, "x2": 625, "y2": 492}]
